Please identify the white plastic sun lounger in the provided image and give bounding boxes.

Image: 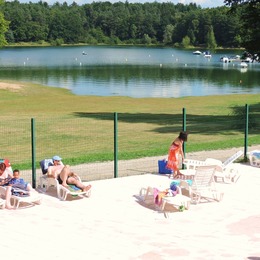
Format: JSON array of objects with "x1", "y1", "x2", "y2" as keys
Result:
[
  {"x1": 39, "y1": 159, "x2": 91, "y2": 201},
  {"x1": 0, "y1": 198, "x2": 5, "y2": 209},
  {"x1": 179, "y1": 165, "x2": 224, "y2": 204},
  {"x1": 0, "y1": 186, "x2": 42, "y2": 209},
  {"x1": 183, "y1": 150, "x2": 243, "y2": 183},
  {"x1": 139, "y1": 185, "x2": 191, "y2": 218}
]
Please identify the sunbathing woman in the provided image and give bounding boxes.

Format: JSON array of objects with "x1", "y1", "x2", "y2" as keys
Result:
[
  {"x1": 0, "y1": 162, "x2": 14, "y2": 209},
  {"x1": 166, "y1": 131, "x2": 188, "y2": 178},
  {"x1": 47, "y1": 155, "x2": 91, "y2": 192}
]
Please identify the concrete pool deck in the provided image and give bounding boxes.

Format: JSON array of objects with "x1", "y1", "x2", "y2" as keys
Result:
[{"x1": 1, "y1": 163, "x2": 260, "y2": 260}]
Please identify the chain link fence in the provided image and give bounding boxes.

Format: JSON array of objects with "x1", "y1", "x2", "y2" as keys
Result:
[{"x1": 0, "y1": 104, "x2": 259, "y2": 186}]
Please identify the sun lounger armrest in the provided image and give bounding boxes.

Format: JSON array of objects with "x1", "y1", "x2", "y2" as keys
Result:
[
  {"x1": 222, "y1": 150, "x2": 243, "y2": 168},
  {"x1": 183, "y1": 159, "x2": 206, "y2": 170}
]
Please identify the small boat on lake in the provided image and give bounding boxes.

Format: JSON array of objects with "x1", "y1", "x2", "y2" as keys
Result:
[
  {"x1": 193, "y1": 50, "x2": 202, "y2": 55},
  {"x1": 220, "y1": 56, "x2": 229, "y2": 63},
  {"x1": 203, "y1": 51, "x2": 212, "y2": 58},
  {"x1": 229, "y1": 55, "x2": 240, "y2": 62},
  {"x1": 220, "y1": 55, "x2": 241, "y2": 63}
]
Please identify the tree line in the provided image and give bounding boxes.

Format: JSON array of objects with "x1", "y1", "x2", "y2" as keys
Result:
[{"x1": 0, "y1": 0, "x2": 259, "y2": 52}]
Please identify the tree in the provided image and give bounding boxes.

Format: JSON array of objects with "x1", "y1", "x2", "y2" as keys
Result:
[
  {"x1": 209, "y1": 7, "x2": 241, "y2": 48},
  {"x1": 0, "y1": 0, "x2": 9, "y2": 47},
  {"x1": 205, "y1": 25, "x2": 217, "y2": 49},
  {"x1": 1, "y1": 0, "x2": 255, "y2": 48},
  {"x1": 163, "y1": 24, "x2": 174, "y2": 44},
  {"x1": 143, "y1": 33, "x2": 152, "y2": 45},
  {"x1": 181, "y1": 35, "x2": 190, "y2": 47},
  {"x1": 224, "y1": 0, "x2": 260, "y2": 52},
  {"x1": 224, "y1": 0, "x2": 257, "y2": 7},
  {"x1": 240, "y1": 3, "x2": 260, "y2": 52}
]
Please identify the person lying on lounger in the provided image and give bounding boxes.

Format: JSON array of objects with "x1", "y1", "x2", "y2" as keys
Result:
[
  {"x1": 8, "y1": 169, "x2": 38, "y2": 196},
  {"x1": 0, "y1": 162, "x2": 14, "y2": 209},
  {"x1": 47, "y1": 155, "x2": 91, "y2": 192}
]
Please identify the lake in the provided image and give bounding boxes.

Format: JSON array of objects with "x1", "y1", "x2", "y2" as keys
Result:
[{"x1": 0, "y1": 46, "x2": 259, "y2": 98}]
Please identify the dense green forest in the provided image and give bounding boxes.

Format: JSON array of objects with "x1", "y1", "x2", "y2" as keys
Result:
[{"x1": 0, "y1": 0, "x2": 259, "y2": 52}]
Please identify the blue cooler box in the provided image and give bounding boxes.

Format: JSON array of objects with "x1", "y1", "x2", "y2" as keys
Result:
[{"x1": 158, "y1": 160, "x2": 173, "y2": 174}]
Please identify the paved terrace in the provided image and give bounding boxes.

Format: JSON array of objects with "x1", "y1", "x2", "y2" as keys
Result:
[{"x1": 1, "y1": 163, "x2": 260, "y2": 260}]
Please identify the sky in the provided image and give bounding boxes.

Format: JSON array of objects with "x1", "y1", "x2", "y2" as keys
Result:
[{"x1": 10, "y1": 0, "x2": 225, "y2": 9}]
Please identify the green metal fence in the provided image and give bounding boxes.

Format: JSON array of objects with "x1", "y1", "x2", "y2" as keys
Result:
[{"x1": 0, "y1": 104, "x2": 259, "y2": 188}]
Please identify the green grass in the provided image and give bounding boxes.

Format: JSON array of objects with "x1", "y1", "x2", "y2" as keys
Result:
[{"x1": 0, "y1": 80, "x2": 259, "y2": 170}]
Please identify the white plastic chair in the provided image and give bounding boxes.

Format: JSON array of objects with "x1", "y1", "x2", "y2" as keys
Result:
[{"x1": 179, "y1": 165, "x2": 224, "y2": 204}]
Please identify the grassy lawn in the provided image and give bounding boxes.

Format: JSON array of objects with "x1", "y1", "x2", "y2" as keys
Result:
[{"x1": 0, "y1": 80, "x2": 259, "y2": 169}]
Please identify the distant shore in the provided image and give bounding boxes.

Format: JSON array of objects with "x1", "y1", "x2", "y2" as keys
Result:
[{"x1": 4, "y1": 42, "x2": 245, "y2": 51}]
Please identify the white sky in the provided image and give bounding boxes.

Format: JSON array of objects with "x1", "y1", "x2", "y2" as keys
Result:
[{"x1": 10, "y1": 0, "x2": 225, "y2": 8}]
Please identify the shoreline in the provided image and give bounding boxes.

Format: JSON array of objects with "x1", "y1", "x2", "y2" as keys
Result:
[
  {"x1": 0, "y1": 80, "x2": 259, "y2": 97},
  {"x1": 4, "y1": 43, "x2": 246, "y2": 51}
]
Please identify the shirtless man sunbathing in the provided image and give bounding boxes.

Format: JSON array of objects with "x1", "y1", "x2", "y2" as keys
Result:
[{"x1": 47, "y1": 155, "x2": 91, "y2": 192}]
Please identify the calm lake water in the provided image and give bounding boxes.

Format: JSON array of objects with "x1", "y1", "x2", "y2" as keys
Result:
[{"x1": 0, "y1": 46, "x2": 259, "y2": 98}]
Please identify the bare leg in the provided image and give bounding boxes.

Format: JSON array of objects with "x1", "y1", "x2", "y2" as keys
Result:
[
  {"x1": 26, "y1": 184, "x2": 38, "y2": 195},
  {"x1": 66, "y1": 177, "x2": 91, "y2": 192},
  {"x1": 173, "y1": 169, "x2": 184, "y2": 179},
  {"x1": 59, "y1": 166, "x2": 91, "y2": 192},
  {"x1": 5, "y1": 186, "x2": 14, "y2": 210},
  {"x1": 59, "y1": 165, "x2": 71, "y2": 187}
]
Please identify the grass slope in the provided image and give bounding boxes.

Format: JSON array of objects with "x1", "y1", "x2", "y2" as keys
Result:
[{"x1": 0, "y1": 80, "x2": 259, "y2": 169}]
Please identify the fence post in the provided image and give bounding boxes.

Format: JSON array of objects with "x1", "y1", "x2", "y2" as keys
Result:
[
  {"x1": 244, "y1": 104, "x2": 249, "y2": 160},
  {"x1": 182, "y1": 108, "x2": 186, "y2": 169},
  {"x1": 114, "y1": 112, "x2": 118, "y2": 178},
  {"x1": 31, "y1": 118, "x2": 36, "y2": 188}
]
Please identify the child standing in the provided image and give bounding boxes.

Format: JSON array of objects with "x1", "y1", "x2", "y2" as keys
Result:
[{"x1": 166, "y1": 131, "x2": 189, "y2": 178}]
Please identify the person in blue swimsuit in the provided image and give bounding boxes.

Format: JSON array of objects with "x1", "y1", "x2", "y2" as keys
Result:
[
  {"x1": 9, "y1": 169, "x2": 29, "y2": 189},
  {"x1": 8, "y1": 169, "x2": 37, "y2": 196}
]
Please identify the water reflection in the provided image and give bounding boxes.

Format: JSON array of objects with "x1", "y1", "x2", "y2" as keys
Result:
[{"x1": 0, "y1": 46, "x2": 259, "y2": 98}]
